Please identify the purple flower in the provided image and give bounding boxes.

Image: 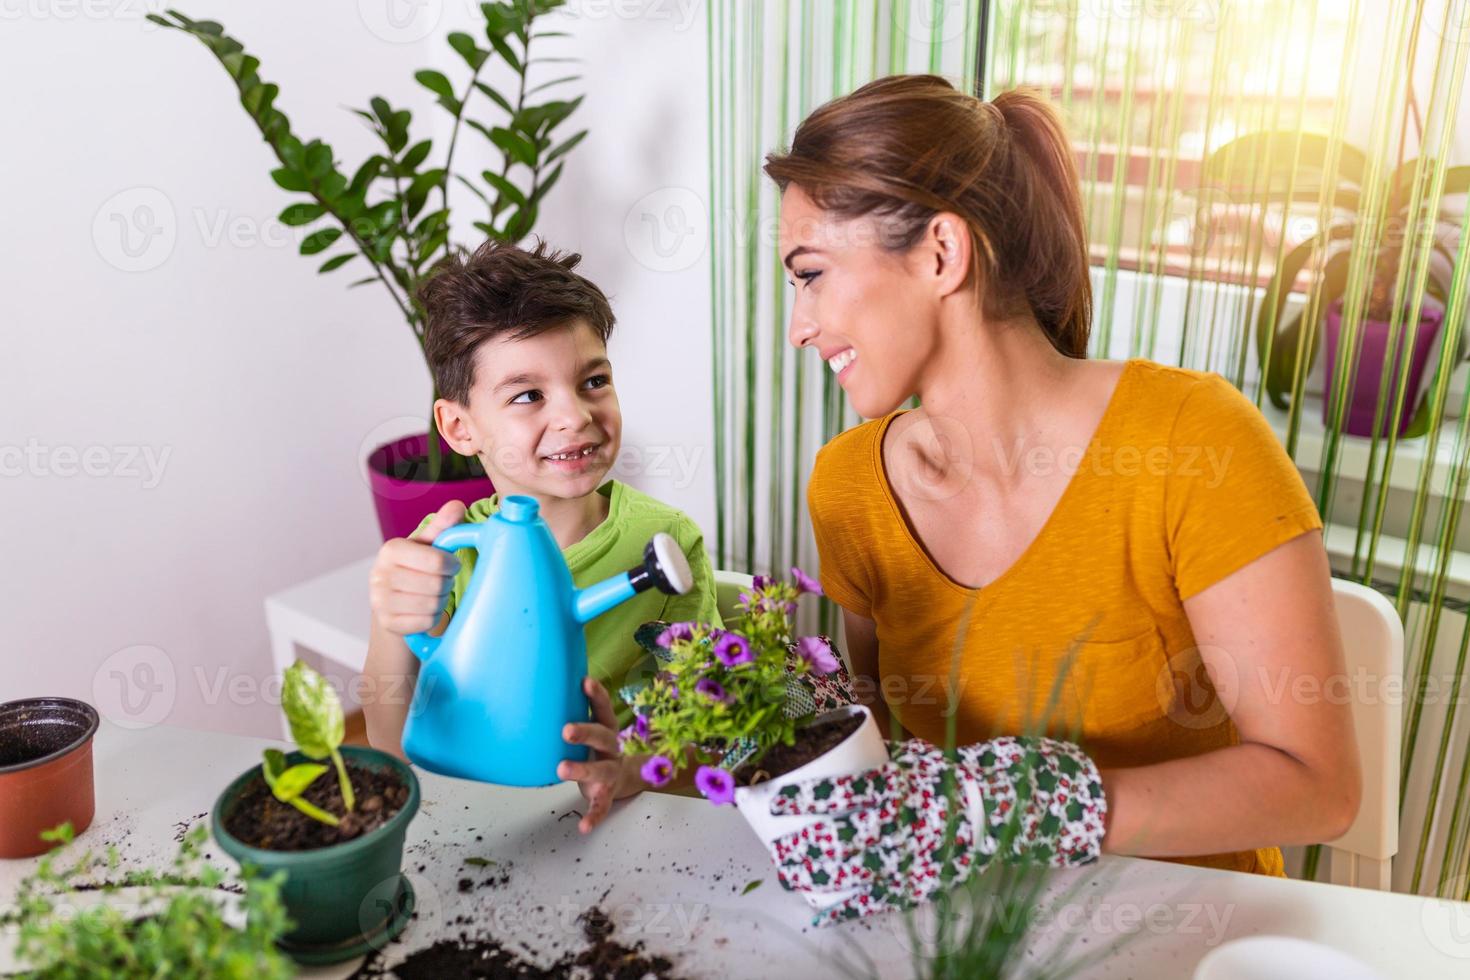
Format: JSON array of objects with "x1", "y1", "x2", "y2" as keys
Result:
[
  {"x1": 791, "y1": 567, "x2": 823, "y2": 596},
  {"x1": 695, "y1": 765, "x2": 735, "y2": 805},
  {"x1": 694, "y1": 678, "x2": 732, "y2": 704},
  {"x1": 795, "y1": 635, "x2": 840, "y2": 675},
  {"x1": 619, "y1": 712, "x2": 652, "y2": 748},
  {"x1": 641, "y1": 755, "x2": 675, "y2": 788},
  {"x1": 752, "y1": 574, "x2": 772, "y2": 592},
  {"x1": 713, "y1": 632, "x2": 754, "y2": 667},
  {"x1": 657, "y1": 622, "x2": 695, "y2": 648}
]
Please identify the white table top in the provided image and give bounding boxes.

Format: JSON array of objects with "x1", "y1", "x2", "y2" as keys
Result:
[{"x1": 4, "y1": 721, "x2": 1468, "y2": 979}]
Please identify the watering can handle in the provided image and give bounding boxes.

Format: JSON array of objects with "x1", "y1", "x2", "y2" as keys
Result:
[{"x1": 402, "y1": 522, "x2": 481, "y2": 662}]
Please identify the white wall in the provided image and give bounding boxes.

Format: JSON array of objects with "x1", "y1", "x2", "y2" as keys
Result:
[{"x1": 0, "y1": 0, "x2": 713, "y2": 736}]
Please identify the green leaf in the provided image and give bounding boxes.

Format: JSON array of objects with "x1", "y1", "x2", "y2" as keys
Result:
[
  {"x1": 530, "y1": 161, "x2": 564, "y2": 204},
  {"x1": 544, "y1": 129, "x2": 587, "y2": 166},
  {"x1": 303, "y1": 142, "x2": 333, "y2": 180},
  {"x1": 281, "y1": 660, "x2": 345, "y2": 757},
  {"x1": 278, "y1": 202, "x2": 325, "y2": 226},
  {"x1": 504, "y1": 203, "x2": 537, "y2": 240},
  {"x1": 268, "y1": 761, "x2": 329, "y2": 802},
  {"x1": 319, "y1": 171, "x2": 348, "y2": 203},
  {"x1": 399, "y1": 139, "x2": 433, "y2": 172},
  {"x1": 414, "y1": 209, "x2": 450, "y2": 236},
  {"x1": 486, "y1": 32, "x2": 522, "y2": 73},
  {"x1": 741, "y1": 879, "x2": 763, "y2": 895},
  {"x1": 448, "y1": 31, "x2": 487, "y2": 70},
  {"x1": 318, "y1": 253, "x2": 356, "y2": 273},
  {"x1": 481, "y1": 171, "x2": 527, "y2": 208},
  {"x1": 463, "y1": 856, "x2": 496, "y2": 867},
  {"x1": 415, "y1": 70, "x2": 456, "y2": 103},
  {"x1": 490, "y1": 126, "x2": 537, "y2": 167},
  {"x1": 270, "y1": 167, "x2": 311, "y2": 192},
  {"x1": 348, "y1": 276, "x2": 378, "y2": 289},
  {"x1": 473, "y1": 81, "x2": 514, "y2": 115},
  {"x1": 454, "y1": 173, "x2": 490, "y2": 204},
  {"x1": 278, "y1": 136, "x2": 305, "y2": 172},
  {"x1": 526, "y1": 74, "x2": 580, "y2": 98},
  {"x1": 349, "y1": 155, "x2": 387, "y2": 195}
]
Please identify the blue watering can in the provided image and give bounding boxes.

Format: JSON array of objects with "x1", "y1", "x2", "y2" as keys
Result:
[{"x1": 401, "y1": 495, "x2": 692, "y2": 786}]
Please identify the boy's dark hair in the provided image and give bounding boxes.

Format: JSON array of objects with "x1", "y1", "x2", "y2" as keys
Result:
[{"x1": 418, "y1": 238, "x2": 615, "y2": 405}]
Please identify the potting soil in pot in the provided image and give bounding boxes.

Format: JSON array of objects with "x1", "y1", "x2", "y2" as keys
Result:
[
  {"x1": 732, "y1": 711, "x2": 866, "y2": 785},
  {"x1": 224, "y1": 762, "x2": 409, "y2": 850}
]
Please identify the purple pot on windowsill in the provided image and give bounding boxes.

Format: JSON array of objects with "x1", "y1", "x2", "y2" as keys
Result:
[
  {"x1": 1321, "y1": 298, "x2": 1444, "y2": 438},
  {"x1": 366, "y1": 433, "x2": 494, "y2": 542}
]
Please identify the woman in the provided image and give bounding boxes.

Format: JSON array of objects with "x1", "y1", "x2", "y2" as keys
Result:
[{"x1": 760, "y1": 75, "x2": 1361, "y2": 923}]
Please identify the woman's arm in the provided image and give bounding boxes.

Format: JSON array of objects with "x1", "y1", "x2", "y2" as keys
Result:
[
  {"x1": 843, "y1": 608, "x2": 912, "y2": 739},
  {"x1": 1101, "y1": 529, "x2": 1362, "y2": 856}
]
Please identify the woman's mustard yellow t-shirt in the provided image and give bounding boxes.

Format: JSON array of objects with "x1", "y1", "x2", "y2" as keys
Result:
[{"x1": 807, "y1": 359, "x2": 1324, "y2": 877}]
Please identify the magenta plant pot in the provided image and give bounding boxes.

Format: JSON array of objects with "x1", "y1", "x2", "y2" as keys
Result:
[
  {"x1": 366, "y1": 433, "x2": 494, "y2": 542},
  {"x1": 1321, "y1": 299, "x2": 1444, "y2": 438}
]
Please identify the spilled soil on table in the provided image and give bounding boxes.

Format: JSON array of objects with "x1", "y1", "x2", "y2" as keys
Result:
[
  {"x1": 223, "y1": 762, "x2": 409, "y2": 850},
  {"x1": 351, "y1": 905, "x2": 681, "y2": 980},
  {"x1": 732, "y1": 711, "x2": 864, "y2": 785}
]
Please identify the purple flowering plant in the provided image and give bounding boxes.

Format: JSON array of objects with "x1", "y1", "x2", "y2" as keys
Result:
[{"x1": 619, "y1": 570, "x2": 837, "y2": 806}]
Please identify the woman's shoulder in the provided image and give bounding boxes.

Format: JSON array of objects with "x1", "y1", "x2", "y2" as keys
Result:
[
  {"x1": 807, "y1": 415, "x2": 894, "y2": 525},
  {"x1": 813, "y1": 414, "x2": 890, "y2": 474},
  {"x1": 1120, "y1": 359, "x2": 1257, "y2": 434}
]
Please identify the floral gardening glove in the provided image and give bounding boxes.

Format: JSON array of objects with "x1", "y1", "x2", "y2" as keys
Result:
[{"x1": 764, "y1": 736, "x2": 1107, "y2": 926}]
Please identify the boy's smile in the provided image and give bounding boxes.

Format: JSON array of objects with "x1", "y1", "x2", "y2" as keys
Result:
[{"x1": 437, "y1": 318, "x2": 621, "y2": 504}]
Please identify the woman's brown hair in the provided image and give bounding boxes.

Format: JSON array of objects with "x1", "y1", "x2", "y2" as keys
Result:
[{"x1": 763, "y1": 74, "x2": 1091, "y2": 358}]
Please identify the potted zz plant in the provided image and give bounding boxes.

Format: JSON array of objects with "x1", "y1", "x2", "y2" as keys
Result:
[
  {"x1": 618, "y1": 571, "x2": 889, "y2": 914},
  {"x1": 149, "y1": 2, "x2": 588, "y2": 539},
  {"x1": 210, "y1": 661, "x2": 420, "y2": 965},
  {"x1": 1201, "y1": 132, "x2": 1467, "y2": 438}
]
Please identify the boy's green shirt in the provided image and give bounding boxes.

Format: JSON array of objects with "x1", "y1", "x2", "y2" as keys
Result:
[{"x1": 417, "y1": 480, "x2": 722, "y2": 726}]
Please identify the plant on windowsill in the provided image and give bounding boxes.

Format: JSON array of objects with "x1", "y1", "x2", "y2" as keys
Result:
[
  {"x1": 1198, "y1": 132, "x2": 1468, "y2": 439},
  {"x1": 148, "y1": 2, "x2": 588, "y2": 538}
]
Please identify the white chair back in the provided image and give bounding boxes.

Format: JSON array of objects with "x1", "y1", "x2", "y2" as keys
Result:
[{"x1": 1324, "y1": 578, "x2": 1403, "y2": 890}]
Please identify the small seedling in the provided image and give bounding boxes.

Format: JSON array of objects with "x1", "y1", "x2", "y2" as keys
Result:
[{"x1": 260, "y1": 660, "x2": 356, "y2": 826}]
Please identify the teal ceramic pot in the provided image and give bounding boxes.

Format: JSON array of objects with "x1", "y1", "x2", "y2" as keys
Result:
[{"x1": 211, "y1": 746, "x2": 420, "y2": 964}]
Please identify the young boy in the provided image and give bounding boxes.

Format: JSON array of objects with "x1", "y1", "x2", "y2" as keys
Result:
[{"x1": 364, "y1": 239, "x2": 721, "y2": 833}]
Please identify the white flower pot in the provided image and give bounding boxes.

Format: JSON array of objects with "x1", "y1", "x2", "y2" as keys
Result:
[{"x1": 733, "y1": 703, "x2": 889, "y2": 911}]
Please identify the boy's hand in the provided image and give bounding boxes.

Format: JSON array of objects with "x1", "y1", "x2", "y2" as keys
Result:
[
  {"x1": 558, "y1": 677, "x2": 643, "y2": 834},
  {"x1": 369, "y1": 500, "x2": 466, "y2": 635}
]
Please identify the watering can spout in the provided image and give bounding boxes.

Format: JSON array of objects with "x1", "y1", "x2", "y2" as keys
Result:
[{"x1": 573, "y1": 532, "x2": 694, "y2": 623}]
